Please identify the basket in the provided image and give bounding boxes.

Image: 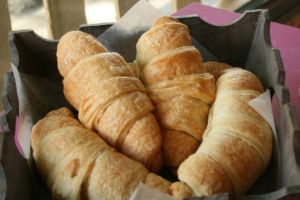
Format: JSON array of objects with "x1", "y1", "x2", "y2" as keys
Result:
[{"x1": 1, "y1": 10, "x2": 300, "y2": 200}]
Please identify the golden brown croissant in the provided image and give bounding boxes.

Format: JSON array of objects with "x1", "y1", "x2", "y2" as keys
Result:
[
  {"x1": 56, "y1": 31, "x2": 163, "y2": 172},
  {"x1": 202, "y1": 61, "x2": 232, "y2": 79},
  {"x1": 31, "y1": 108, "x2": 193, "y2": 200},
  {"x1": 137, "y1": 17, "x2": 216, "y2": 169},
  {"x1": 136, "y1": 16, "x2": 192, "y2": 68},
  {"x1": 57, "y1": 31, "x2": 107, "y2": 77},
  {"x1": 178, "y1": 68, "x2": 273, "y2": 195}
]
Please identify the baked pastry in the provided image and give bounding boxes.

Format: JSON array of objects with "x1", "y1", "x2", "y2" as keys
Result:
[
  {"x1": 202, "y1": 61, "x2": 232, "y2": 79},
  {"x1": 137, "y1": 17, "x2": 216, "y2": 169},
  {"x1": 57, "y1": 31, "x2": 163, "y2": 172},
  {"x1": 31, "y1": 108, "x2": 193, "y2": 200},
  {"x1": 178, "y1": 68, "x2": 273, "y2": 195},
  {"x1": 57, "y1": 31, "x2": 107, "y2": 77},
  {"x1": 128, "y1": 61, "x2": 141, "y2": 79},
  {"x1": 136, "y1": 16, "x2": 192, "y2": 68},
  {"x1": 170, "y1": 182, "x2": 194, "y2": 199}
]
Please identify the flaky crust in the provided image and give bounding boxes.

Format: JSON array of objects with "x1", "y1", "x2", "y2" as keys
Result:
[
  {"x1": 121, "y1": 113, "x2": 163, "y2": 172},
  {"x1": 178, "y1": 68, "x2": 273, "y2": 195},
  {"x1": 162, "y1": 130, "x2": 199, "y2": 168},
  {"x1": 143, "y1": 46, "x2": 204, "y2": 85},
  {"x1": 57, "y1": 31, "x2": 107, "y2": 77},
  {"x1": 202, "y1": 61, "x2": 232, "y2": 79},
  {"x1": 57, "y1": 32, "x2": 163, "y2": 172},
  {"x1": 137, "y1": 17, "x2": 215, "y2": 169},
  {"x1": 206, "y1": 89, "x2": 272, "y2": 166},
  {"x1": 170, "y1": 182, "x2": 194, "y2": 200},
  {"x1": 87, "y1": 150, "x2": 148, "y2": 200},
  {"x1": 128, "y1": 61, "x2": 141, "y2": 79},
  {"x1": 144, "y1": 173, "x2": 171, "y2": 194},
  {"x1": 217, "y1": 68, "x2": 264, "y2": 93},
  {"x1": 31, "y1": 108, "x2": 193, "y2": 200},
  {"x1": 178, "y1": 153, "x2": 234, "y2": 196},
  {"x1": 30, "y1": 108, "x2": 81, "y2": 152},
  {"x1": 136, "y1": 17, "x2": 191, "y2": 67},
  {"x1": 146, "y1": 72, "x2": 215, "y2": 168},
  {"x1": 199, "y1": 134, "x2": 264, "y2": 194},
  {"x1": 63, "y1": 52, "x2": 136, "y2": 109}
]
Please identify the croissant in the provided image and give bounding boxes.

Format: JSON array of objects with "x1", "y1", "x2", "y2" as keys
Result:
[
  {"x1": 178, "y1": 68, "x2": 273, "y2": 195},
  {"x1": 202, "y1": 61, "x2": 232, "y2": 79},
  {"x1": 136, "y1": 17, "x2": 216, "y2": 169},
  {"x1": 57, "y1": 31, "x2": 107, "y2": 77},
  {"x1": 56, "y1": 31, "x2": 162, "y2": 172},
  {"x1": 31, "y1": 108, "x2": 193, "y2": 200},
  {"x1": 136, "y1": 16, "x2": 192, "y2": 68}
]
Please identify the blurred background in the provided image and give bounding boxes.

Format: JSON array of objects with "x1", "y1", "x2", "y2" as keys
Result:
[
  {"x1": 1, "y1": 0, "x2": 300, "y2": 106},
  {"x1": 5, "y1": 0, "x2": 300, "y2": 39}
]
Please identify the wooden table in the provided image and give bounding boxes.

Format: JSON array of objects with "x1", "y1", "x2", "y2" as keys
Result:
[{"x1": 174, "y1": 3, "x2": 300, "y2": 118}]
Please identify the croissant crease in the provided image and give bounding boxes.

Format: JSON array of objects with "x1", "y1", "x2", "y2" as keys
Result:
[
  {"x1": 57, "y1": 31, "x2": 107, "y2": 77},
  {"x1": 136, "y1": 17, "x2": 216, "y2": 169},
  {"x1": 202, "y1": 61, "x2": 232, "y2": 79},
  {"x1": 136, "y1": 16, "x2": 192, "y2": 68},
  {"x1": 31, "y1": 108, "x2": 193, "y2": 200},
  {"x1": 178, "y1": 68, "x2": 273, "y2": 195},
  {"x1": 57, "y1": 31, "x2": 163, "y2": 172}
]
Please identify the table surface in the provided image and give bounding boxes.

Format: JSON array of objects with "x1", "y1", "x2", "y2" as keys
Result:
[{"x1": 175, "y1": 3, "x2": 300, "y2": 118}]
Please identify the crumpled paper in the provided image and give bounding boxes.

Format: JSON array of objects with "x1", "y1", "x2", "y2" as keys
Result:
[
  {"x1": 97, "y1": 0, "x2": 217, "y2": 62},
  {"x1": 12, "y1": 64, "x2": 67, "y2": 159},
  {"x1": 130, "y1": 183, "x2": 175, "y2": 200},
  {"x1": 98, "y1": 0, "x2": 162, "y2": 62}
]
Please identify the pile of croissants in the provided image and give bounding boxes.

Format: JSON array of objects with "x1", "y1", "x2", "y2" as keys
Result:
[{"x1": 31, "y1": 16, "x2": 273, "y2": 200}]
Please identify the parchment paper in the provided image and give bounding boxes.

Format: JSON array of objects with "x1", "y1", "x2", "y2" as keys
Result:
[
  {"x1": 130, "y1": 183, "x2": 175, "y2": 200},
  {"x1": 98, "y1": 0, "x2": 162, "y2": 62},
  {"x1": 248, "y1": 89, "x2": 277, "y2": 138},
  {"x1": 12, "y1": 64, "x2": 67, "y2": 159},
  {"x1": 97, "y1": 0, "x2": 217, "y2": 62}
]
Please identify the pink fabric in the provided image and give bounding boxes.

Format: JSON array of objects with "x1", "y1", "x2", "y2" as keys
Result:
[{"x1": 175, "y1": 3, "x2": 300, "y2": 117}]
